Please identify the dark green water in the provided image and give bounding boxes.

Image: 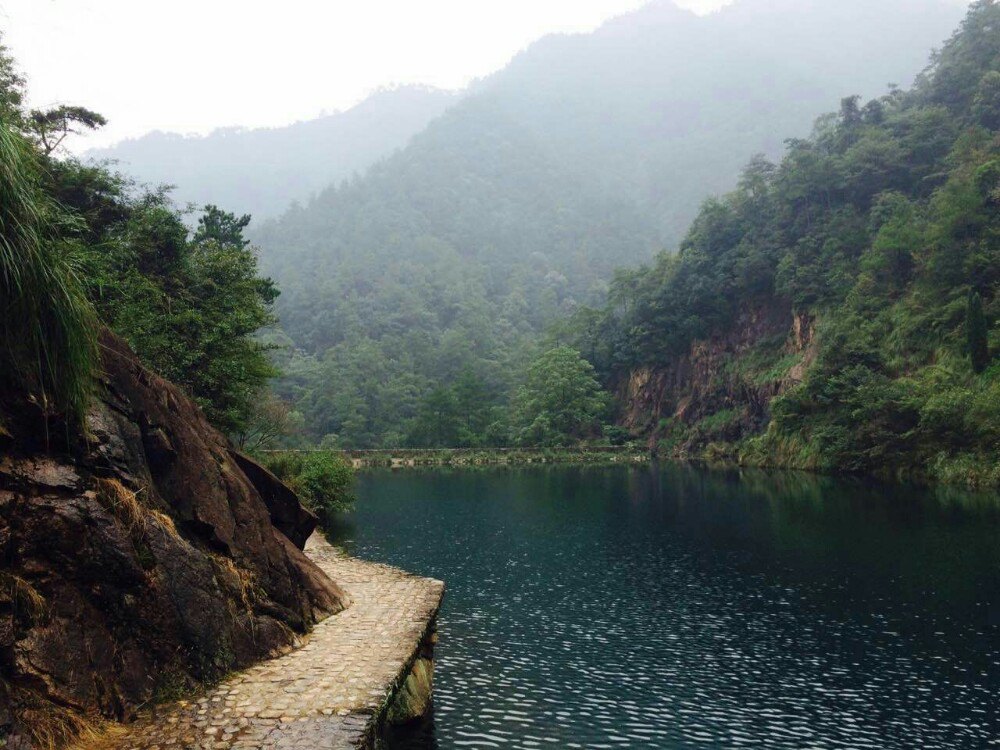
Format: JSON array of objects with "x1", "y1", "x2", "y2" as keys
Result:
[{"x1": 331, "y1": 464, "x2": 1000, "y2": 749}]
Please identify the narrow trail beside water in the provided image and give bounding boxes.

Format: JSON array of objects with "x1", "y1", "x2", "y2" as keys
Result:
[{"x1": 89, "y1": 534, "x2": 444, "y2": 750}]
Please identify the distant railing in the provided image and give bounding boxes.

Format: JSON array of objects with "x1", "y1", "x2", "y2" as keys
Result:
[{"x1": 258, "y1": 446, "x2": 640, "y2": 455}]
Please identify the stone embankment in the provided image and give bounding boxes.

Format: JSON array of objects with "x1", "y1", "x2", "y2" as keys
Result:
[
  {"x1": 265, "y1": 446, "x2": 650, "y2": 469},
  {"x1": 86, "y1": 535, "x2": 444, "y2": 750}
]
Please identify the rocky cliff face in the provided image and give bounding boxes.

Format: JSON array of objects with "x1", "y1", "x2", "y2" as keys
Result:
[
  {"x1": 0, "y1": 332, "x2": 347, "y2": 748},
  {"x1": 618, "y1": 302, "x2": 817, "y2": 455}
]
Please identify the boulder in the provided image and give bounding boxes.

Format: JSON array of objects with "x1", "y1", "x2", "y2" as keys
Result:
[
  {"x1": 0, "y1": 330, "x2": 348, "y2": 746},
  {"x1": 229, "y1": 450, "x2": 317, "y2": 549}
]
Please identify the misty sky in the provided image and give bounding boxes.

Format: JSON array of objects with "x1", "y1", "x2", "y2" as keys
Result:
[{"x1": 0, "y1": 0, "x2": 734, "y2": 150}]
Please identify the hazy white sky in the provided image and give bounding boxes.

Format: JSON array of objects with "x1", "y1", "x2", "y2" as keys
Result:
[{"x1": 0, "y1": 0, "x2": 734, "y2": 150}]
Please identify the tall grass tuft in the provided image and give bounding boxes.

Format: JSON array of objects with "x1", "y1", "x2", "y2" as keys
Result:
[{"x1": 0, "y1": 120, "x2": 97, "y2": 419}]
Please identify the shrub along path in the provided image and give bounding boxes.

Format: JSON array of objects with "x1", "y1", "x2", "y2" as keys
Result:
[{"x1": 89, "y1": 535, "x2": 444, "y2": 749}]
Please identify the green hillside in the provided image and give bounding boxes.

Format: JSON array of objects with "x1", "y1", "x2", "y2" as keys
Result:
[
  {"x1": 581, "y1": 0, "x2": 1000, "y2": 486},
  {"x1": 86, "y1": 85, "x2": 456, "y2": 221},
  {"x1": 255, "y1": 0, "x2": 963, "y2": 448}
]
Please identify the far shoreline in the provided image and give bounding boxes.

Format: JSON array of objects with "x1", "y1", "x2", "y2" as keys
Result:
[{"x1": 261, "y1": 446, "x2": 651, "y2": 470}]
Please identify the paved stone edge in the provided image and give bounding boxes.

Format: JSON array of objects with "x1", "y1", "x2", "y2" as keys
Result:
[
  {"x1": 353, "y1": 579, "x2": 443, "y2": 749},
  {"x1": 305, "y1": 534, "x2": 445, "y2": 749},
  {"x1": 70, "y1": 534, "x2": 445, "y2": 750}
]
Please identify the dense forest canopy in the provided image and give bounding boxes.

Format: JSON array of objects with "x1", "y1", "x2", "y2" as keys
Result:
[
  {"x1": 573, "y1": 0, "x2": 999, "y2": 485},
  {"x1": 254, "y1": 0, "x2": 964, "y2": 449}
]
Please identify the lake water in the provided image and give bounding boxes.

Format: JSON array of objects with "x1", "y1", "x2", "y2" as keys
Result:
[{"x1": 331, "y1": 464, "x2": 1000, "y2": 749}]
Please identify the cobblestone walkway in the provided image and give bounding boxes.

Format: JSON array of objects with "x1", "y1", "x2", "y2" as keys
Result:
[{"x1": 94, "y1": 535, "x2": 444, "y2": 750}]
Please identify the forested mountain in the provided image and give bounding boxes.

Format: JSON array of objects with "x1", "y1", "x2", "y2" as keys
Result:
[
  {"x1": 578, "y1": 0, "x2": 999, "y2": 486},
  {"x1": 256, "y1": 0, "x2": 964, "y2": 448},
  {"x1": 86, "y1": 85, "x2": 456, "y2": 221}
]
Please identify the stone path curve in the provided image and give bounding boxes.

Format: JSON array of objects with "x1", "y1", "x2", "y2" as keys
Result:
[{"x1": 91, "y1": 534, "x2": 444, "y2": 750}]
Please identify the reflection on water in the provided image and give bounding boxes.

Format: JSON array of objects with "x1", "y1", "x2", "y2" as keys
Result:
[{"x1": 333, "y1": 464, "x2": 1000, "y2": 749}]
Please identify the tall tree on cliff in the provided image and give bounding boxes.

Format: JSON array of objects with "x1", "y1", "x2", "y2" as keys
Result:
[{"x1": 967, "y1": 291, "x2": 990, "y2": 373}]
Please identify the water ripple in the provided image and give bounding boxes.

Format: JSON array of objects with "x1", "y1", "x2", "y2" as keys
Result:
[{"x1": 342, "y1": 466, "x2": 1000, "y2": 749}]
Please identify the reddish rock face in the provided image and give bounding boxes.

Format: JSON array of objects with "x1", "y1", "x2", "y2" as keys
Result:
[
  {"x1": 616, "y1": 302, "x2": 818, "y2": 455},
  {"x1": 0, "y1": 331, "x2": 347, "y2": 746}
]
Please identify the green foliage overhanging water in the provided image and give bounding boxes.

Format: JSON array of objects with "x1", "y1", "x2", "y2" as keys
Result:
[{"x1": 573, "y1": 0, "x2": 1000, "y2": 486}]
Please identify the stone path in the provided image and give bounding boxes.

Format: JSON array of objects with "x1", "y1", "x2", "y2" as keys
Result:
[{"x1": 91, "y1": 535, "x2": 444, "y2": 750}]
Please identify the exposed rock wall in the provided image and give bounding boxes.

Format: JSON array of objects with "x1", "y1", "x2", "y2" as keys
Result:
[
  {"x1": 385, "y1": 622, "x2": 437, "y2": 726},
  {"x1": 618, "y1": 302, "x2": 817, "y2": 454},
  {"x1": 0, "y1": 331, "x2": 347, "y2": 747}
]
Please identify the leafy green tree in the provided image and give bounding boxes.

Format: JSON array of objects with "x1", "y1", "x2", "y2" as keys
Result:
[
  {"x1": 183, "y1": 213, "x2": 280, "y2": 432},
  {"x1": 0, "y1": 34, "x2": 25, "y2": 119},
  {"x1": 258, "y1": 452, "x2": 355, "y2": 516},
  {"x1": 406, "y1": 387, "x2": 460, "y2": 448},
  {"x1": 236, "y1": 394, "x2": 295, "y2": 451},
  {"x1": 972, "y1": 70, "x2": 1000, "y2": 129},
  {"x1": 513, "y1": 347, "x2": 609, "y2": 446},
  {"x1": 452, "y1": 367, "x2": 499, "y2": 444},
  {"x1": 967, "y1": 291, "x2": 990, "y2": 373},
  {"x1": 63, "y1": 174, "x2": 281, "y2": 434}
]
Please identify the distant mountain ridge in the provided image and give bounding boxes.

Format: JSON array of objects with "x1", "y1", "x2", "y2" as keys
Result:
[
  {"x1": 461, "y1": 0, "x2": 968, "y2": 245},
  {"x1": 85, "y1": 85, "x2": 458, "y2": 220}
]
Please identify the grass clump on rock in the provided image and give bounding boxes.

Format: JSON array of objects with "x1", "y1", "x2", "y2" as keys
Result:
[{"x1": 0, "y1": 120, "x2": 97, "y2": 420}]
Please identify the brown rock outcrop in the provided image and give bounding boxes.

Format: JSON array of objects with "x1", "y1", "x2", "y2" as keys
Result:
[
  {"x1": 0, "y1": 331, "x2": 347, "y2": 747},
  {"x1": 617, "y1": 302, "x2": 817, "y2": 454}
]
